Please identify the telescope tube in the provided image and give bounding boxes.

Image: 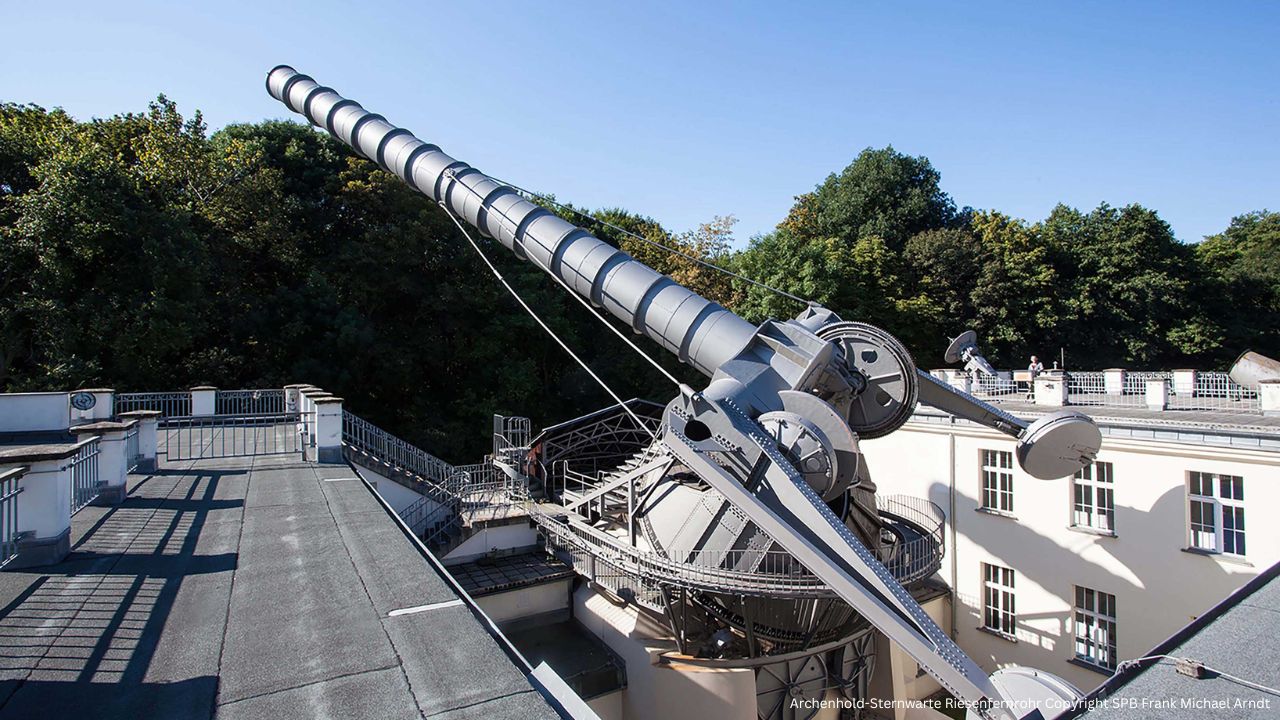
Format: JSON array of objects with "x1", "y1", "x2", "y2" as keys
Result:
[{"x1": 266, "y1": 66, "x2": 756, "y2": 377}]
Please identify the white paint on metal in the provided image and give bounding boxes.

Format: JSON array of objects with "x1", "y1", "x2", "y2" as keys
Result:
[{"x1": 387, "y1": 599, "x2": 463, "y2": 617}]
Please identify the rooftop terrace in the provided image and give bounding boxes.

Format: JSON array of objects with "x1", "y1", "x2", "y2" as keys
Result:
[{"x1": 0, "y1": 451, "x2": 561, "y2": 720}]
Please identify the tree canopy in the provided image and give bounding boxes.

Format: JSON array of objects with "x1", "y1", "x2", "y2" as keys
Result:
[{"x1": 2, "y1": 98, "x2": 1275, "y2": 459}]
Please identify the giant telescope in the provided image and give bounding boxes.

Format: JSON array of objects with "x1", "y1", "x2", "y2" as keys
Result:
[{"x1": 267, "y1": 65, "x2": 1102, "y2": 720}]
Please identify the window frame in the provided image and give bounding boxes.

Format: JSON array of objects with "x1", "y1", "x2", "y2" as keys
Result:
[
  {"x1": 1073, "y1": 585, "x2": 1118, "y2": 671},
  {"x1": 1187, "y1": 471, "x2": 1245, "y2": 557},
  {"x1": 1071, "y1": 461, "x2": 1115, "y2": 534},
  {"x1": 980, "y1": 449, "x2": 1015, "y2": 515},
  {"x1": 981, "y1": 562, "x2": 1016, "y2": 639}
]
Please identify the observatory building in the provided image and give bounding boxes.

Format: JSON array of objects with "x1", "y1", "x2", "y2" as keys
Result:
[{"x1": 0, "y1": 66, "x2": 1275, "y2": 720}]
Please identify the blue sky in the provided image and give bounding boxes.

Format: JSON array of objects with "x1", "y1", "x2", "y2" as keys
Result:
[{"x1": 4, "y1": 1, "x2": 1276, "y2": 244}]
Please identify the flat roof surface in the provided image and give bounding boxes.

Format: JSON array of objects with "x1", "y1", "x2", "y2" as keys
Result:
[
  {"x1": 0, "y1": 453, "x2": 561, "y2": 720},
  {"x1": 1070, "y1": 562, "x2": 1280, "y2": 719}
]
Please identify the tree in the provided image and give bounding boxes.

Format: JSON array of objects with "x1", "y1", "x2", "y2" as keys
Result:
[
  {"x1": 968, "y1": 211, "x2": 1059, "y2": 365},
  {"x1": 1040, "y1": 203, "x2": 1215, "y2": 367},
  {"x1": 1196, "y1": 211, "x2": 1280, "y2": 359},
  {"x1": 0, "y1": 100, "x2": 211, "y2": 389},
  {"x1": 4, "y1": 94, "x2": 1278, "y2": 462},
  {"x1": 779, "y1": 146, "x2": 958, "y2": 251}
]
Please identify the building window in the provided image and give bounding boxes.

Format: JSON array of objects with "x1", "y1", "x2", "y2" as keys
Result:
[
  {"x1": 981, "y1": 450, "x2": 1014, "y2": 513},
  {"x1": 982, "y1": 563, "x2": 1016, "y2": 637},
  {"x1": 1072, "y1": 461, "x2": 1115, "y2": 532},
  {"x1": 1188, "y1": 472, "x2": 1245, "y2": 556},
  {"x1": 1074, "y1": 586, "x2": 1118, "y2": 670}
]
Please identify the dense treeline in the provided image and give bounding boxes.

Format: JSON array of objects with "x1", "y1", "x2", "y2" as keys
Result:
[{"x1": 1, "y1": 99, "x2": 1277, "y2": 459}]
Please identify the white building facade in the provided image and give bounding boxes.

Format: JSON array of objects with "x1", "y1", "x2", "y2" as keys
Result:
[{"x1": 859, "y1": 406, "x2": 1280, "y2": 693}]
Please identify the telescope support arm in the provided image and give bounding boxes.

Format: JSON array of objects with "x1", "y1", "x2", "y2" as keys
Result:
[{"x1": 916, "y1": 370, "x2": 1029, "y2": 437}]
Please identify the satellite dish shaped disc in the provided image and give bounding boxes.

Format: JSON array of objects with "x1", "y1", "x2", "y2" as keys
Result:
[
  {"x1": 965, "y1": 666, "x2": 1083, "y2": 720},
  {"x1": 1017, "y1": 410, "x2": 1102, "y2": 479},
  {"x1": 945, "y1": 329, "x2": 979, "y2": 364}
]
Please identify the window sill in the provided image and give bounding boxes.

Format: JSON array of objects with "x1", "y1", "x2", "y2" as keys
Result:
[
  {"x1": 1068, "y1": 525, "x2": 1117, "y2": 538},
  {"x1": 1181, "y1": 547, "x2": 1253, "y2": 566},
  {"x1": 977, "y1": 626, "x2": 1017, "y2": 643},
  {"x1": 1068, "y1": 657, "x2": 1115, "y2": 676},
  {"x1": 976, "y1": 507, "x2": 1018, "y2": 520}
]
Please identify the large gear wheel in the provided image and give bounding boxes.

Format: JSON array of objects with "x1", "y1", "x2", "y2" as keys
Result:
[
  {"x1": 757, "y1": 411, "x2": 838, "y2": 498},
  {"x1": 815, "y1": 321, "x2": 918, "y2": 439}
]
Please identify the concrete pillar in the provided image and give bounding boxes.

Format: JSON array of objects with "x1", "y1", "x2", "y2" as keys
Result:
[
  {"x1": 1145, "y1": 379, "x2": 1169, "y2": 410},
  {"x1": 1104, "y1": 369, "x2": 1125, "y2": 395},
  {"x1": 299, "y1": 387, "x2": 325, "y2": 415},
  {"x1": 314, "y1": 397, "x2": 344, "y2": 464},
  {"x1": 190, "y1": 386, "x2": 217, "y2": 416},
  {"x1": 70, "y1": 387, "x2": 115, "y2": 424},
  {"x1": 117, "y1": 410, "x2": 161, "y2": 472},
  {"x1": 299, "y1": 388, "x2": 330, "y2": 421},
  {"x1": 1034, "y1": 374, "x2": 1067, "y2": 407},
  {"x1": 284, "y1": 384, "x2": 309, "y2": 414},
  {"x1": 2, "y1": 445, "x2": 80, "y2": 569},
  {"x1": 1173, "y1": 369, "x2": 1196, "y2": 397},
  {"x1": 71, "y1": 421, "x2": 134, "y2": 505},
  {"x1": 1259, "y1": 380, "x2": 1280, "y2": 417},
  {"x1": 299, "y1": 388, "x2": 328, "y2": 459}
]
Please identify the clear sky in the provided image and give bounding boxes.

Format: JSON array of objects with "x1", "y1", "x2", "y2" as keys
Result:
[{"x1": 3, "y1": 1, "x2": 1276, "y2": 244}]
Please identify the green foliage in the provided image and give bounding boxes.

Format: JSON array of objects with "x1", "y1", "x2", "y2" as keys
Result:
[
  {"x1": 1038, "y1": 203, "x2": 1212, "y2": 366},
  {"x1": 2, "y1": 98, "x2": 1277, "y2": 461},
  {"x1": 780, "y1": 146, "x2": 959, "y2": 250},
  {"x1": 1195, "y1": 211, "x2": 1280, "y2": 358},
  {"x1": 0, "y1": 100, "x2": 674, "y2": 460},
  {"x1": 740, "y1": 152, "x2": 1271, "y2": 370}
]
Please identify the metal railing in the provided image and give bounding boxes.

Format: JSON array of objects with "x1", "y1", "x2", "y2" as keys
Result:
[
  {"x1": 216, "y1": 389, "x2": 286, "y2": 415},
  {"x1": 124, "y1": 424, "x2": 141, "y2": 473},
  {"x1": 338, "y1": 410, "x2": 529, "y2": 551},
  {"x1": 115, "y1": 391, "x2": 191, "y2": 418},
  {"x1": 493, "y1": 415, "x2": 531, "y2": 463},
  {"x1": 161, "y1": 413, "x2": 303, "y2": 460},
  {"x1": 875, "y1": 494, "x2": 946, "y2": 585},
  {"x1": 0, "y1": 467, "x2": 25, "y2": 568},
  {"x1": 534, "y1": 491, "x2": 945, "y2": 601},
  {"x1": 1123, "y1": 371, "x2": 1172, "y2": 395},
  {"x1": 416, "y1": 461, "x2": 530, "y2": 550},
  {"x1": 971, "y1": 375, "x2": 1020, "y2": 399},
  {"x1": 1184, "y1": 371, "x2": 1260, "y2": 411},
  {"x1": 1066, "y1": 371, "x2": 1106, "y2": 396},
  {"x1": 452, "y1": 461, "x2": 526, "y2": 501},
  {"x1": 68, "y1": 437, "x2": 102, "y2": 515},
  {"x1": 962, "y1": 368, "x2": 1264, "y2": 413},
  {"x1": 555, "y1": 462, "x2": 603, "y2": 504},
  {"x1": 536, "y1": 511, "x2": 832, "y2": 601},
  {"x1": 421, "y1": 502, "x2": 463, "y2": 548},
  {"x1": 342, "y1": 411, "x2": 456, "y2": 488},
  {"x1": 398, "y1": 494, "x2": 444, "y2": 538},
  {"x1": 1065, "y1": 371, "x2": 1148, "y2": 408}
]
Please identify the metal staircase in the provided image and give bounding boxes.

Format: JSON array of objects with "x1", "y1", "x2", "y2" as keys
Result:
[{"x1": 343, "y1": 410, "x2": 532, "y2": 555}]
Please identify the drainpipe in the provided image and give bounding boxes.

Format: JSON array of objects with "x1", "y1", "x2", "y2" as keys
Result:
[{"x1": 949, "y1": 429, "x2": 958, "y2": 639}]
